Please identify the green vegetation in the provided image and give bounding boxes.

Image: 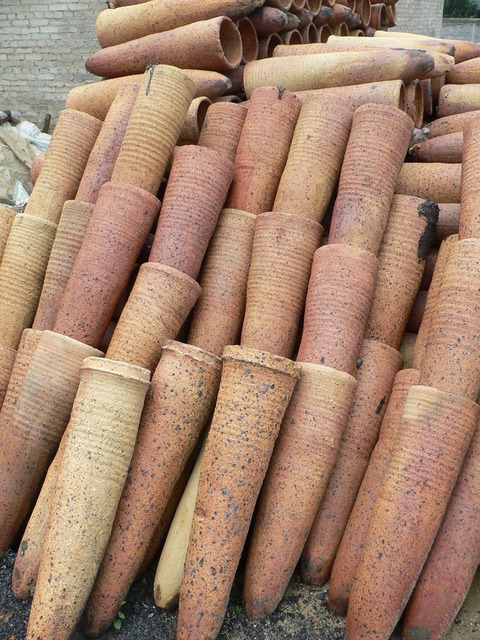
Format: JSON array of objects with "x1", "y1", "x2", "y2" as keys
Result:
[{"x1": 444, "y1": 0, "x2": 480, "y2": 18}]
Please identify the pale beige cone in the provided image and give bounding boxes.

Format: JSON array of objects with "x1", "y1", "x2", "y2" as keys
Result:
[
  {"x1": 26, "y1": 357, "x2": 150, "y2": 640},
  {"x1": 111, "y1": 65, "x2": 196, "y2": 195},
  {"x1": 413, "y1": 234, "x2": 458, "y2": 370},
  {"x1": 0, "y1": 214, "x2": 57, "y2": 350},
  {"x1": 33, "y1": 200, "x2": 94, "y2": 331},
  {"x1": 273, "y1": 92, "x2": 354, "y2": 222},
  {"x1": 396, "y1": 163, "x2": 462, "y2": 203},
  {"x1": 154, "y1": 444, "x2": 206, "y2": 610},
  {"x1": 0, "y1": 344, "x2": 16, "y2": 409},
  {"x1": 106, "y1": 263, "x2": 201, "y2": 371},
  {"x1": 197, "y1": 102, "x2": 248, "y2": 162},
  {"x1": 0, "y1": 206, "x2": 16, "y2": 261},
  {"x1": 438, "y1": 84, "x2": 480, "y2": 117},
  {"x1": 293, "y1": 80, "x2": 406, "y2": 111},
  {"x1": 187, "y1": 208, "x2": 256, "y2": 356},
  {"x1": 24, "y1": 109, "x2": 101, "y2": 224}
]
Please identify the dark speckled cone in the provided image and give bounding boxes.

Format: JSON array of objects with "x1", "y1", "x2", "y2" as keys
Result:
[
  {"x1": 328, "y1": 103, "x2": 413, "y2": 255},
  {"x1": 26, "y1": 358, "x2": 150, "y2": 640},
  {"x1": 177, "y1": 346, "x2": 300, "y2": 640},
  {"x1": 24, "y1": 109, "x2": 101, "y2": 224},
  {"x1": 148, "y1": 145, "x2": 234, "y2": 279},
  {"x1": 345, "y1": 385, "x2": 479, "y2": 640},
  {"x1": 459, "y1": 119, "x2": 480, "y2": 239},
  {"x1": 53, "y1": 181, "x2": 160, "y2": 348},
  {"x1": 83, "y1": 341, "x2": 222, "y2": 637},
  {"x1": 297, "y1": 244, "x2": 378, "y2": 375},
  {"x1": 403, "y1": 416, "x2": 480, "y2": 640},
  {"x1": 301, "y1": 339, "x2": 403, "y2": 587},
  {"x1": 111, "y1": 65, "x2": 196, "y2": 195},
  {"x1": 240, "y1": 212, "x2": 323, "y2": 358},
  {"x1": 327, "y1": 367, "x2": 421, "y2": 617},
  {"x1": 243, "y1": 361, "x2": 357, "y2": 619},
  {"x1": 0, "y1": 329, "x2": 102, "y2": 558},
  {"x1": 395, "y1": 162, "x2": 462, "y2": 203}
]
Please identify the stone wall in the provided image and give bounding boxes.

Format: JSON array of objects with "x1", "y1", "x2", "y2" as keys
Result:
[
  {"x1": 0, "y1": 0, "x2": 102, "y2": 128},
  {"x1": 393, "y1": 0, "x2": 445, "y2": 37},
  {"x1": 442, "y1": 17, "x2": 480, "y2": 41}
]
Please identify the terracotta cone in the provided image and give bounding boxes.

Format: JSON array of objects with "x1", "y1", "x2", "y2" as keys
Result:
[
  {"x1": 0, "y1": 206, "x2": 16, "y2": 260},
  {"x1": 53, "y1": 181, "x2": 160, "y2": 348},
  {"x1": 301, "y1": 340, "x2": 403, "y2": 586},
  {"x1": 436, "y1": 203, "x2": 459, "y2": 243},
  {"x1": 24, "y1": 109, "x2": 101, "y2": 224},
  {"x1": 149, "y1": 145, "x2": 234, "y2": 279},
  {"x1": 438, "y1": 84, "x2": 480, "y2": 117},
  {"x1": 178, "y1": 96, "x2": 212, "y2": 146},
  {"x1": 111, "y1": 65, "x2": 196, "y2": 195},
  {"x1": 297, "y1": 244, "x2": 379, "y2": 376},
  {"x1": 426, "y1": 110, "x2": 480, "y2": 138},
  {"x1": 177, "y1": 346, "x2": 300, "y2": 640},
  {"x1": 459, "y1": 119, "x2": 480, "y2": 239},
  {"x1": 396, "y1": 162, "x2": 462, "y2": 203},
  {"x1": 293, "y1": 79, "x2": 406, "y2": 111},
  {"x1": 0, "y1": 214, "x2": 57, "y2": 350},
  {"x1": 243, "y1": 362, "x2": 357, "y2": 619},
  {"x1": 33, "y1": 200, "x2": 94, "y2": 331},
  {"x1": 106, "y1": 263, "x2": 201, "y2": 371},
  {"x1": 273, "y1": 92, "x2": 354, "y2": 222},
  {"x1": 197, "y1": 102, "x2": 248, "y2": 163},
  {"x1": 240, "y1": 212, "x2": 323, "y2": 358},
  {"x1": 0, "y1": 344, "x2": 16, "y2": 409},
  {"x1": 187, "y1": 208, "x2": 256, "y2": 356},
  {"x1": 83, "y1": 342, "x2": 221, "y2": 637},
  {"x1": 414, "y1": 131, "x2": 463, "y2": 163},
  {"x1": 345, "y1": 385, "x2": 479, "y2": 640},
  {"x1": 26, "y1": 358, "x2": 150, "y2": 640},
  {"x1": 365, "y1": 195, "x2": 437, "y2": 350},
  {"x1": 75, "y1": 82, "x2": 140, "y2": 204},
  {"x1": 227, "y1": 86, "x2": 301, "y2": 214},
  {"x1": 328, "y1": 103, "x2": 413, "y2": 255}
]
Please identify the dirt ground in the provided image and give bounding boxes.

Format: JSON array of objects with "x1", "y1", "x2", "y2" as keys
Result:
[{"x1": 1, "y1": 549, "x2": 479, "y2": 640}]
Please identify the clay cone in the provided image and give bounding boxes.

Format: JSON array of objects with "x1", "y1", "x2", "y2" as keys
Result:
[
  {"x1": 438, "y1": 84, "x2": 480, "y2": 117},
  {"x1": 257, "y1": 33, "x2": 283, "y2": 59},
  {"x1": 420, "y1": 238, "x2": 480, "y2": 400},
  {"x1": 294, "y1": 79, "x2": 406, "y2": 111},
  {"x1": 95, "y1": 0, "x2": 264, "y2": 48},
  {"x1": 249, "y1": 5, "x2": 289, "y2": 37},
  {"x1": 414, "y1": 131, "x2": 463, "y2": 163},
  {"x1": 328, "y1": 103, "x2": 413, "y2": 255},
  {"x1": 403, "y1": 417, "x2": 480, "y2": 640},
  {"x1": 236, "y1": 18, "x2": 258, "y2": 63},
  {"x1": 459, "y1": 119, "x2": 480, "y2": 239},
  {"x1": 345, "y1": 385, "x2": 479, "y2": 640},
  {"x1": 437, "y1": 204, "x2": 459, "y2": 242},
  {"x1": 0, "y1": 214, "x2": 57, "y2": 350},
  {"x1": 33, "y1": 200, "x2": 94, "y2": 331},
  {"x1": 0, "y1": 329, "x2": 102, "y2": 557},
  {"x1": 0, "y1": 344, "x2": 16, "y2": 409},
  {"x1": 187, "y1": 208, "x2": 256, "y2": 356},
  {"x1": 365, "y1": 195, "x2": 438, "y2": 350},
  {"x1": 448, "y1": 57, "x2": 480, "y2": 84},
  {"x1": 154, "y1": 444, "x2": 206, "y2": 610},
  {"x1": 53, "y1": 181, "x2": 160, "y2": 348},
  {"x1": 148, "y1": 145, "x2": 234, "y2": 279},
  {"x1": 83, "y1": 342, "x2": 221, "y2": 637},
  {"x1": 240, "y1": 212, "x2": 323, "y2": 358},
  {"x1": 243, "y1": 49, "x2": 434, "y2": 97},
  {"x1": 227, "y1": 86, "x2": 301, "y2": 214},
  {"x1": 404, "y1": 80, "x2": 424, "y2": 128},
  {"x1": 426, "y1": 110, "x2": 480, "y2": 138},
  {"x1": 177, "y1": 346, "x2": 300, "y2": 640},
  {"x1": 25, "y1": 358, "x2": 150, "y2": 640},
  {"x1": 272, "y1": 92, "x2": 354, "y2": 222},
  {"x1": 111, "y1": 65, "x2": 196, "y2": 195},
  {"x1": 301, "y1": 340, "x2": 403, "y2": 586},
  {"x1": 413, "y1": 234, "x2": 458, "y2": 369},
  {"x1": 243, "y1": 362, "x2": 357, "y2": 619},
  {"x1": 106, "y1": 263, "x2": 201, "y2": 371},
  {"x1": 297, "y1": 244, "x2": 379, "y2": 376},
  {"x1": 396, "y1": 162, "x2": 462, "y2": 203},
  {"x1": 75, "y1": 82, "x2": 140, "y2": 204},
  {"x1": 0, "y1": 206, "x2": 16, "y2": 260},
  {"x1": 178, "y1": 96, "x2": 212, "y2": 146},
  {"x1": 24, "y1": 109, "x2": 101, "y2": 224},
  {"x1": 197, "y1": 102, "x2": 247, "y2": 162},
  {"x1": 87, "y1": 17, "x2": 242, "y2": 79}
]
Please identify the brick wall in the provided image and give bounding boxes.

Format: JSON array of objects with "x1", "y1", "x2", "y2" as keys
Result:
[
  {"x1": 393, "y1": 0, "x2": 445, "y2": 37},
  {"x1": 442, "y1": 17, "x2": 480, "y2": 41},
  {"x1": 0, "y1": 0, "x2": 103, "y2": 128}
]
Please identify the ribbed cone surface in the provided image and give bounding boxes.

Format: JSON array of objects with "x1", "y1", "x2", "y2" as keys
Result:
[
  {"x1": 111, "y1": 65, "x2": 196, "y2": 195},
  {"x1": 0, "y1": 206, "x2": 16, "y2": 260},
  {"x1": 427, "y1": 110, "x2": 480, "y2": 138},
  {"x1": 297, "y1": 244, "x2": 379, "y2": 375},
  {"x1": 148, "y1": 145, "x2": 234, "y2": 279},
  {"x1": 24, "y1": 109, "x2": 101, "y2": 223},
  {"x1": 396, "y1": 163, "x2": 462, "y2": 203},
  {"x1": 33, "y1": 200, "x2": 94, "y2": 331},
  {"x1": 415, "y1": 131, "x2": 463, "y2": 163},
  {"x1": 243, "y1": 362, "x2": 357, "y2": 620},
  {"x1": 459, "y1": 119, "x2": 480, "y2": 239},
  {"x1": 197, "y1": 102, "x2": 248, "y2": 163},
  {"x1": 0, "y1": 214, "x2": 57, "y2": 350},
  {"x1": 438, "y1": 84, "x2": 480, "y2": 117},
  {"x1": 273, "y1": 92, "x2": 354, "y2": 222},
  {"x1": 294, "y1": 80, "x2": 406, "y2": 111},
  {"x1": 0, "y1": 343, "x2": 16, "y2": 409},
  {"x1": 26, "y1": 357, "x2": 150, "y2": 640},
  {"x1": 240, "y1": 212, "x2": 323, "y2": 358},
  {"x1": 328, "y1": 103, "x2": 414, "y2": 255},
  {"x1": 187, "y1": 208, "x2": 256, "y2": 356}
]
